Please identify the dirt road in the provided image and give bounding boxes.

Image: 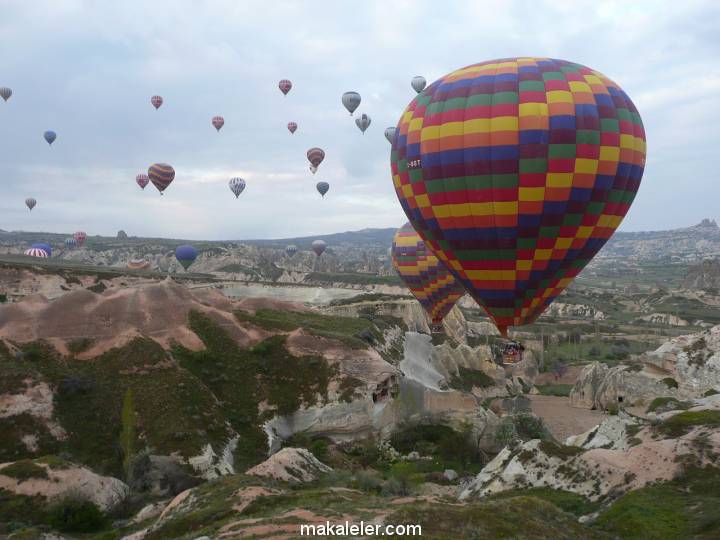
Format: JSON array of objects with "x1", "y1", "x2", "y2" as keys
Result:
[{"x1": 528, "y1": 394, "x2": 605, "y2": 441}]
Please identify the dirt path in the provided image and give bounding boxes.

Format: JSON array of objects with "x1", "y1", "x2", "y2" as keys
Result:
[{"x1": 528, "y1": 395, "x2": 606, "y2": 441}]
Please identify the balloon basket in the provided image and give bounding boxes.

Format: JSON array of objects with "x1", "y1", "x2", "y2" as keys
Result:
[{"x1": 430, "y1": 323, "x2": 444, "y2": 334}]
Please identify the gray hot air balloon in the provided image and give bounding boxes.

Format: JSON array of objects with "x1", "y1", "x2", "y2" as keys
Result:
[
  {"x1": 384, "y1": 127, "x2": 396, "y2": 144},
  {"x1": 0, "y1": 87, "x2": 12, "y2": 102},
  {"x1": 285, "y1": 244, "x2": 298, "y2": 257},
  {"x1": 44, "y1": 131, "x2": 57, "y2": 145},
  {"x1": 411, "y1": 76, "x2": 427, "y2": 93},
  {"x1": 342, "y1": 91, "x2": 361, "y2": 115},
  {"x1": 229, "y1": 177, "x2": 246, "y2": 198},
  {"x1": 312, "y1": 239, "x2": 327, "y2": 257},
  {"x1": 25, "y1": 198, "x2": 37, "y2": 211},
  {"x1": 355, "y1": 113, "x2": 371, "y2": 134},
  {"x1": 316, "y1": 181, "x2": 329, "y2": 197}
]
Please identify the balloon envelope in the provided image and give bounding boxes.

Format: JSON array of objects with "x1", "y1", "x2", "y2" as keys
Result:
[
  {"x1": 287, "y1": 122, "x2": 297, "y2": 134},
  {"x1": 391, "y1": 57, "x2": 646, "y2": 337},
  {"x1": 311, "y1": 240, "x2": 327, "y2": 257},
  {"x1": 175, "y1": 245, "x2": 198, "y2": 270},
  {"x1": 316, "y1": 181, "x2": 329, "y2": 197},
  {"x1": 411, "y1": 76, "x2": 427, "y2": 93},
  {"x1": 392, "y1": 222, "x2": 465, "y2": 325},
  {"x1": 31, "y1": 243, "x2": 52, "y2": 256},
  {"x1": 73, "y1": 232, "x2": 86, "y2": 247},
  {"x1": 342, "y1": 91, "x2": 361, "y2": 115},
  {"x1": 65, "y1": 238, "x2": 77, "y2": 249},
  {"x1": 151, "y1": 95, "x2": 163, "y2": 109},
  {"x1": 306, "y1": 147, "x2": 325, "y2": 167},
  {"x1": 136, "y1": 174, "x2": 149, "y2": 190},
  {"x1": 229, "y1": 177, "x2": 246, "y2": 198},
  {"x1": 285, "y1": 245, "x2": 298, "y2": 257},
  {"x1": 148, "y1": 163, "x2": 175, "y2": 194},
  {"x1": 25, "y1": 198, "x2": 36, "y2": 211},
  {"x1": 44, "y1": 131, "x2": 56, "y2": 145},
  {"x1": 0, "y1": 87, "x2": 11, "y2": 101},
  {"x1": 212, "y1": 116, "x2": 224, "y2": 131},
  {"x1": 279, "y1": 79, "x2": 292, "y2": 95},
  {"x1": 355, "y1": 113, "x2": 371, "y2": 133},
  {"x1": 384, "y1": 127, "x2": 396, "y2": 144},
  {"x1": 24, "y1": 248, "x2": 48, "y2": 258}
]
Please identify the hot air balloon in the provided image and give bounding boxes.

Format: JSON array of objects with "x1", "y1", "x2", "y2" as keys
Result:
[
  {"x1": 136, "y1": 174, "x2": 149, "y2": 190},
  {"x1": 25, "y1": 198, "x2": 36, "y2": 211},
  {"x1": 342, "y1": 91, "x2": 361, "y2": 115},
  {"x1": 151, "y1": 95, "x2": 163, "y2": 109},
  {"x1": 65, "y1": 238, "x2": 77, "y2": 249},
  {"x1": 229, "y1": 177, "x2": 246, "y2": 198},
  {"x1": 285, "y1": 245, "x2": 298, "y2": 257},
  {"x1": 24, "y1": 248, "x2": 48, "y2": 258},
  {"x1": 279, "y1": 79, "x2": 292, "y2": 95},
  {"x1": 355, "y1": 113, "x2": 371, "y2": 133},
  {"x1": 392, "y1": 222, "x2": 466, "y2": 332},
  {"x1": 44, "y1": 131, "x2": 56, "y2": 145},
  {"x1": 391, "y1": 57, "x2": 647, "y2": 337},
  {"x1": 316, "y1": 181, "x2": 329, "y2": 197},
  {"x1": 31, "y1": 243, "x2": 52, "y2": 257},
  {"x1": 307, "y1": 147, "x2": 325, "y2": 169},
  {"x1": 212, "y1": 116, "x2": 224, "y2": 131},
  {"x1": 384, "y1": 127, "x2": 396, "y2": 144},
  {"x1": 128, "y1": 257, "x2": 150, "y2": 270},
  {"x1": 287, "y1": 122, "x2": 297, "y2": 134},
  {"x1": 411, "y1": 76, "x2": 426, "y2": 93},
  {"x1": 312, "y1": 240, "x2": 327, "y2": 257},
  {"x1": 148, "y1": 163, "x2": 175, "y2": 195},
  {"x1": 175, "y1": 245, "x2": 197, "y2": 271},
  {"x1": 74, "y1": 231, "x2": 86, "y2": 247},
  {"x1": 0, "y1": 87, "x2": 12, "y2": 102}
]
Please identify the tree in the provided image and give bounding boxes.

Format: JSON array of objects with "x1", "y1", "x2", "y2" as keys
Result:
[{"x1": 120, "y1": 388, "x2": 136, "y2": 482}]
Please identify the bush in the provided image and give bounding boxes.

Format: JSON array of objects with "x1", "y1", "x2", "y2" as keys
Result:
[
  {"x1": 46, "y1": 495, "x2": 108, "y2": 533},
  {"x1": 381, "y1": 476, "x2": 412, "y2": 497},
  {"x1": 354, "y1": 469, "x2": 383, "y2": 493},
  {"x1": 662, "y1": 377, "x2": 679, "y2": 389},
  {"x1": 0, "y1": 460, "x2": 49, "y2": 482}
]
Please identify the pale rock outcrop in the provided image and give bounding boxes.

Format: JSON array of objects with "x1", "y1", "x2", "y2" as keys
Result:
[
  {"x1": 187, "y1": 435, "x2": 239, "y2": 480},
  {"x1": 634, "y1": 313, "x2": 689, "y2": 326},
  {"x1": 565, "y1": 414, "x2": 640, "y2": 451},
  {"x1": 0, "y1": 380, "x2": 67, "y2": 442},
  {"x1": 543, "y1": 302, "x2": 605, "y2": 320},
  {"x1": 245, "y1": 447, "x2": 332, "y2": 483}
]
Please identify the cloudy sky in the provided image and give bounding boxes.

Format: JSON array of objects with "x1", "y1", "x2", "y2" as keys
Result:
[{"x1": 0, "y1": 0, "x2": 717, "y2": 240}]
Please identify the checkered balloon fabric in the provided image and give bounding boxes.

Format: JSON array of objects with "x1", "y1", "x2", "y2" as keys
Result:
[{"x1": 391, "y1": 58, "x2": 646, "y2": 336}]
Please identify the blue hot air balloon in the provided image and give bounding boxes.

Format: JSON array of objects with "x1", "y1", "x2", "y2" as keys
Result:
[
  {"x1": 175, "y1": 245, "x2": 197, "y2": 271},
  {"x1": 31, "y1": 243, "x2": 52, "y2": 256},
  {"x1": 65, "y1": 238, "x2": 77, "y2": 249},
  {"x1": 44, "y1": 131, "x2": 57, "y2": 145},
  {"x1": 316, "y1": 181, "x2": 329, "y2": 197}
]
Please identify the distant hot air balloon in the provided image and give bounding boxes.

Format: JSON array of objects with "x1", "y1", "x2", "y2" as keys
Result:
[
  {"x1": 25, "y1": 198, "x2": 36, "y2": 211},
  {"x1": 0, "y1": 87, "x2": 12, "y2": 102},
  {"x1": 384, "y1": 127, "x2": 396, "y2": 144},
  {"x1": 355, "y1": 113, "x2": 371, "y2": 133},
  {"x1": 151, "y1": 95, "x2": 163, "y2": 109},
  {"x1": 287, "y1": 122, "x2": 297, "y2": 134},
  {"x1": 307, "y1": 147, "x2": 325, "y2": 169},
  {"x1": 74, "y1": 231, "x2": 86, "y2": 247},
  {"x1": 316, "y1": 181, "x2": 329, "y2": 197},
  {"x1": 24, "y1": 248, "x2": 48, "y2": 258},
  {"x1": 391, "y1": 57, "x2": 647, "y2": 337},
  {"x1": 279, "y1": 79, "x2": 292, "y2": 95},
  {"x1": 136, "y1": 174, "x2": 149, "y2": 190},
  {"x1": 175, "y1": 245, "x2": 197, "y2": 271},
  {"x1": 65, "y1": 238, "x2": 77, "y2": 249},
  {"x1": 44, "y1": 131, "x2": 56, "y2": 145},
  {"x1": 229, "y1": 177, "x2": 246, "y2": 198},
  {"x1": 411, "y1": 76, "x2": 426, "y2": 93},
  {"x1": 312, "y1": 240, "x2": 327, "y2": 257},
  {"x1": 285, "y1": 245, "x2": 298, "y2": 257},
  {"x1": 212, "y1": 116, "x2": 224, "y2": 131},
  {"x1": 31, "y1": 243, "x2": 52, "y2": 257},
  {"x1": 392, "y1": 222, "x2": 465, "y2": 332},
  {"x1": 148, "y1": 163, "x2": 175, "y2": 195},
  {"x1": 128, "y1": 257, "x2": 150, "y2": 270},
  {"x1": 342, "y1": 91, "x2": 361, "y2": 115}
]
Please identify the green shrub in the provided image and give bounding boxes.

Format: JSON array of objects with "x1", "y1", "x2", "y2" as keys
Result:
[
  {"x1": 662, "y1": 377, "x2": 679, "y2": 389},
  {"x1": 646, "y1": 397, "x2": 692, "y2": 413},
  {"x1": 67, "y1": 338, "x2": 94, "y2": 354},
  {"x1": 46, "y1": 496, "x2": 108, "y2": 533},
  {"x1": 0, "y1": 460, "x2": 48, "y2": 482},
  {"x1": 655, "y1": 411, "x2": 720, "y2": 438},
  {"x1": 354, "y1": 469, "x2": 383, "y2": 494},
  {"x1": 535, "y1": 384, "x2": 573, "y2": 397}
]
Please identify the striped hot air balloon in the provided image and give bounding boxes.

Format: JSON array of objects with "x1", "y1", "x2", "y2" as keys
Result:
[
  {"x1": 411, "y1": 76, "x2": 427, "y2": 93},
  {"x1": 74, "y1": 231, "x2": 86, "y2": 247},
  {"x1": 65, "y1": 238, "x2": 77, "y2": 249},
  {"x1": 212, "y1": 116, "x2": 224, "y2": 131},
  {"x1": 279, "y1": 79, "x2": 292, "y2": 95},
  {"x1": 390, "y1": 57, "x2": 647, "y2": 337},
  {"x1": 31, "y1": 243, "x2": 52, "y2": 256},
  {"x1": 24, "y1": 248, "x2": 49, "y2": 258},
  {"x1": 287, "y1": 122, "x2": 297, "y2": 134},
  {"x1": 148, "y1": 163, "x2": 175, "y2": 195},
  {"x1": 355, "y1": 113, "x2": 371, "y2": 134},
  {"x1": 285, "y1": 245, "x2": 298, "y2": 257},
  {"x1": 229, "y1": 177, "x2": 246, "y2": 198},
  {"x1": 25, "y1": 198, "x2": 36, "y2": 211},
  {"x1": 0, "y1": 87, "x2": 12, "y2": 102},
  {"x1": 392, "y1": 222, "x2": 466, "y2": 332},
  {"x1": 136, "y1": 174, "x2": 149, "y2": 190},
  {"x1": 151, "y1": 95, "x2": 163, "y2": 109}
]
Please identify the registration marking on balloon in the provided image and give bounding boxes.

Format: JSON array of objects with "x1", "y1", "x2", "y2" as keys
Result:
[{"x1": 390, "y1": 57, "x2": 646, "y2": 336}]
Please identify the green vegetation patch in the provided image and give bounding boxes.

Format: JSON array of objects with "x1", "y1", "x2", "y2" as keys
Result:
[
  {"x1": 535, "y1": 383, "x2": 573, "y2": 397},
  {"x1": 646, "y1": 397, "x2": 693, "y2": 413},
  {"x1": 0, "y1": 460, "x2": 49, "y2": 482},
  {"x1": 389, "y1": 423, "x2": 482, "y2": 474},
  {"x1": 487, "y1": 487, "x2": 601, "y2": 516},
  {"x1": 67, "y1": 337, "x2": 94, "y2": 354},
  {"x1": 0, "y1": 489, "x2": 48, "y2": 532},
  {"x1": 448, "y1": 367, "x2": 495, "y2": 392},
  {"x1": 654, "y1": 410, "x2": 720, "y2": 438},
  {"x1": 538, "y1": 440, "x2": 585, "y2": 459}
]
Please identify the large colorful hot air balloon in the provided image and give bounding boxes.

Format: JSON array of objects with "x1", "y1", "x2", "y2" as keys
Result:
[
  {"x1": 212, "y1": 116, "x2": 225, "y2": 131},
  {"x1": 24, "y1": 248, "x2": 48, "y2": 258},
  {"x1": 31, "y1": 243, "x2": 52, "y2": 257},
  {"x1": 316, "y1": 181, "x2": 329, "y2": 197},
  {"x1": 342, "y1": 91, "x2": 361, "y2": 115},
  {"x1": 312, "y1": 240, "x2": 326, "y2": 257},
  {"x1": 74, "y1": 231, "x2": 86, "y2": 247},
  {"x1": 285, "y1": 245, "x2": 298, "y2": 257},
  {"x1": 229, "y1": 177, "x2": 246, "y2": 198},
  {"x1": 65, "y1": 238, "x2": 77, "y2": 249},
  {"x1": 287, "y1": 122, "x2": 297, "y2": 134},
  {"x1": 44, "y1": 131, "x2": 56, "y2": 145},
  {"x1": 175, "y1": 245, "x2": 197, "y2": 271},
  {"x1": 25, "y1": 198, "x2": 36, "y2": 211},
  {"x1": 148, "y1": 163, "x2": 175, "y2": 195},
  {"x1": 0, "y1": 87, "x2": 12, "y2": 102},
  {"x1": 355, "y1": 113, "x2": 371, "y2": 134},
  {"x1": 392, "y1": 222, "x2": 466, "y2": 331},
  {"x1": 391, "y1": 57, "x2": 646, "y2": 337},
  {"x1": 307, "y1": 147, "x2": 325, "y2": 169},
  {"x1": 384, "y1": 127, "x2": 396, "y2": 144},
  {"x1": 151, "y1": 95, "x2": 163, "y2": 109},
  {"x1": 411, "y1": 76, "x2": 427, "y2": 93},
  {"x1": 136, "y1": 174, "x2": 149, "y2": 190},
  {"x1": 279, "y1": 79, "x2": 292, "y2": 95}
]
